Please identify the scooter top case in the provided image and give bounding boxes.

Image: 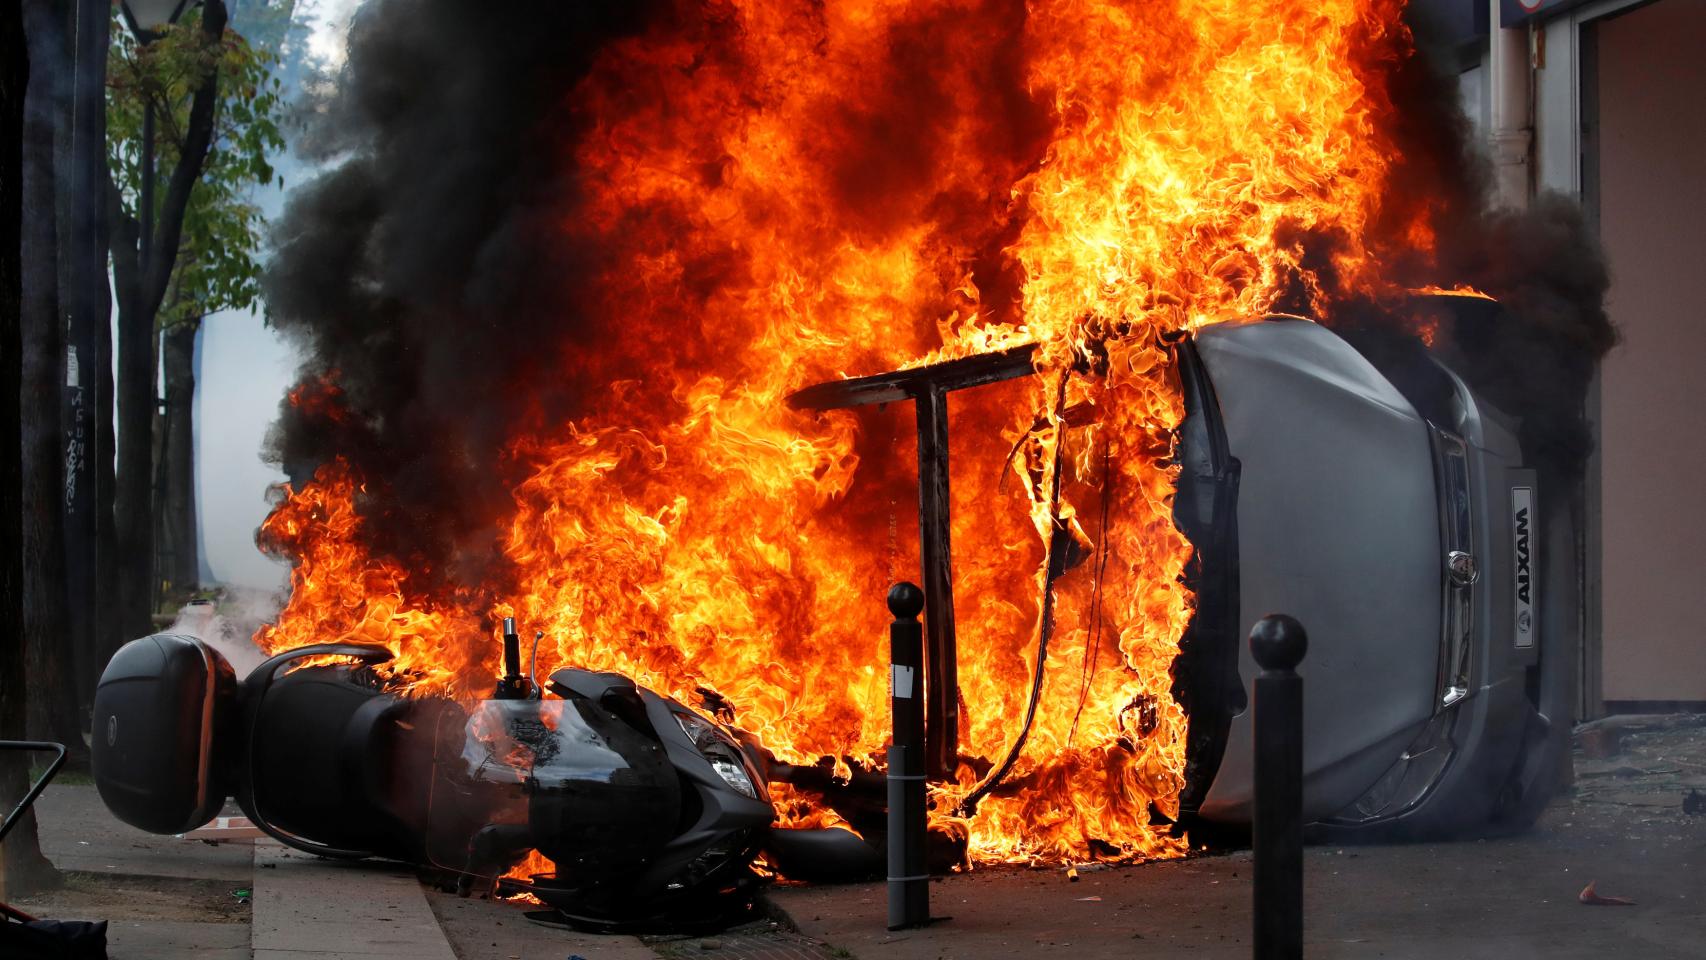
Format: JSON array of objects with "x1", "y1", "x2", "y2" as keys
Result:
[{"x1": 92, "y1": 634, "x2": 238, "y2": 834}]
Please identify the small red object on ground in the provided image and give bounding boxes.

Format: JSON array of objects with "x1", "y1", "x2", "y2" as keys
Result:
[{"x1": 1578, "y1": 881, "x2": 1637, "y2": 906}]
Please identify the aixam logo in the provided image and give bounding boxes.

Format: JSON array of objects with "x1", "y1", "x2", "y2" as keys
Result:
[
  {"x1": 1514, "y1": 506, "x2": 1531, "y2": 605},
  {"x1": 1512, "y1": 486, "x2": 1536, "y2": 649}
]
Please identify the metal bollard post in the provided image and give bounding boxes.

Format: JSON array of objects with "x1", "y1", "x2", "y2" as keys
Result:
[
  {"x1": 1251, "y1": 614, "x2": 1307, "y2": 960},
  {"x1": 886, "y1": 582, "x2": 931, "y2": 930}
]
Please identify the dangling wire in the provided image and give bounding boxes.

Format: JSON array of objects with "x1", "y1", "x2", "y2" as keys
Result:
[
  {"x1": 956, "y1": 369, "x2": 1072, "y2": 817},
  {"x1": 1068, "y1": 435, "x2": 1115, "y2": 746}
]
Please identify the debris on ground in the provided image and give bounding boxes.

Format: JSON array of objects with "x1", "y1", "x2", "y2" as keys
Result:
[
  {"x1": 10, "y1": 871, "x2": 249, "y2": 924},
  {"x1": 1577, "y1": 881, "x2": 1637, "y2": 906},
  {"x1": 643, "y1": 917, "x2": 847, "y2": 960},
  {"x1": 1571, "y1": 714, "x2": 1706, "y2": 822}
]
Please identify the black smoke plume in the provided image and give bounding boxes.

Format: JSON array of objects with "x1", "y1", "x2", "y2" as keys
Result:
[
  {"x1": 263, "y1": 0, "x2": 660, "y2": 587},
  {"x1": 1330, "y1": 8, "x2": 1617, "y2": 479}
]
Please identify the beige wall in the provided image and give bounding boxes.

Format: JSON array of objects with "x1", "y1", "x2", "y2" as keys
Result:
[{"x1": 1597, "y1": 0, "x2": 1706, "y2": 701}]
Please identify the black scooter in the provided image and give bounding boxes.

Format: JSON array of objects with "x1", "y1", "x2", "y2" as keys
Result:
[{"x1": 89, "y1": 619, "x2": 880, "y2": 930}]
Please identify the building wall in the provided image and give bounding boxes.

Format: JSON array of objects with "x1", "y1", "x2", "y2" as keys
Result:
[
  {"x1": 1593, "y1": 0, "x2": 1706, "y2": 703},
  {"x1": 1533, "y1": 11, "x2": 1582, "y2": 195}
]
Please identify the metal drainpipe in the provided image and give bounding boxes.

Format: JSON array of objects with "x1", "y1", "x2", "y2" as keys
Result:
[{"x1": 1489, "y1": 1, "x2": 1534, "y2": 210}]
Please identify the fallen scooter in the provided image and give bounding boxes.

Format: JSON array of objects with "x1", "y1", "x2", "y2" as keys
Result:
[{"x1": 89, "y1": 618, "x2": 882, "y2": 931}]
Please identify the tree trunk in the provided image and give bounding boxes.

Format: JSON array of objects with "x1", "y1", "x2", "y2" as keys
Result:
[
  {"x1": 20, "y1": 0, "x2": 88, "y2": 766},
  {"x1": 114, "y1": 262, "x2": 157, "y2": 639},
  {"x1": 2, "y1": 0, "x2": 60, "y2": 899},
  {"x1": 93, "y1": 171, "x2": 118, "y2": 668},
  {"x1": 95, "y1": 276, "x2": 120, "y2": 662},
  {"x1": 111, "y1": 0, "x2": 229, "y2": 641},
  {"x1": 61, "y1": 0, "x2": 111, "y2": 715},
  {"x1": 158, "y1": 321, "x2": 200, "y2": 595}
]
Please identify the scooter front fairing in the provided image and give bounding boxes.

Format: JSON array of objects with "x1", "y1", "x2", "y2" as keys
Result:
[{"x1": 423, "y1": 697, "x2": 681, "y2": 887}]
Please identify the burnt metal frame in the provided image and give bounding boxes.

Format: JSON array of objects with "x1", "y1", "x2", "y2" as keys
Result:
[
  {"x1": 789, "y1": 344, "x2": 1038, "y2": 780},
  {"x1": 0, "y1": 741, "x2": 66, "y2": 844}
]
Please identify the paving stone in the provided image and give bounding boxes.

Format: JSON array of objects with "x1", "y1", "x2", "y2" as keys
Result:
[
  {"x1": 422, "y1": 886, "x2": 660, "y2": 960},
  {"x1": 106, "y1": 919, "x2": 250, "y2": 960},
  {"x1": 644, "y1": 922, "x2": 843, "y2": 960},
  {"x1": 23, "y1": 783, "x2": 254, "y2": 957},
  {"x1": 34, "y1": 784, "x2": 254, "y2": 882},
  {"x1": 251, "y1": 841, "x2": 457, "y2": 959}
]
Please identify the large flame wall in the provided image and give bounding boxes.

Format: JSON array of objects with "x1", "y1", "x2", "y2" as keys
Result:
[{"x1": 259, "y1": 0, "x2": 1432, "y2": 863}]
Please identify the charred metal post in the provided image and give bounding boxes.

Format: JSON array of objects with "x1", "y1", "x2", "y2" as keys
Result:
[
  {"x1": 787, "y1": 344, "x2": 1037, "y2": 784},
  {"x1": 1251, "y1": 614, "x2": 1307, "y2": 960},
  {"x1": 913, "y1": 387, "x2": 958, "y2": 781},
  {"x1": 886, "y1": 582, "x2": 930, "y2": 930}
]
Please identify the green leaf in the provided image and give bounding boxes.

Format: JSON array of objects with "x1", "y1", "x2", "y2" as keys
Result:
[{"x1": 107, "y1": 2, "x2": 299, "y2": 319}]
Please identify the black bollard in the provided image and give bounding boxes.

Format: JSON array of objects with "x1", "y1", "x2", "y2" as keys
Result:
[
  {"x1": 886, "y1": 582, "x2": 931, "y2": 930},
  {"x1": 1250, "y1": 614, "x2": 1307, "y2": 960}
]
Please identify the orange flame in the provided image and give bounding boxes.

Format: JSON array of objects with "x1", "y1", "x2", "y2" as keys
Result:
[{"x1": 259, "y1": 0, "x2": 1435, "y2": 865}]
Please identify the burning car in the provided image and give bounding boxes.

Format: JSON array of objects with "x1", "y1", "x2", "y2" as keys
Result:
[
  {"x1": 1168, "y1": 295, "x2": 1572, "y2": 838},
  {"x1": 779, "y1": 291, "x2": 1573, "y2": 842}
]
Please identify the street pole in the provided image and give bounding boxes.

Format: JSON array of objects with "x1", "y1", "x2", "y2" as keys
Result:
[
  {"x1": 886, "y1": 581, "x2": 931, "y2": 930},
  {"x1": 1251, "y1": 614, "x2": 1307, "y2": 960}
]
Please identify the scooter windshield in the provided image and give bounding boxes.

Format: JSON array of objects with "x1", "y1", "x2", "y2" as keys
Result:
[{"x1": 424, "y1": 698, "x2": 680, "y2": 886}]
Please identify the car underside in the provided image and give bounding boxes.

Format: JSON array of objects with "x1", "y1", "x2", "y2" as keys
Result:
[{"x1": 1173, "y1": 296, "x2": 1574, "y2": 839}]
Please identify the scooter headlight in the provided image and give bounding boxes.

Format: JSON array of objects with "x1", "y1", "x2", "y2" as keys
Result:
[
  {"x1": 674, "y1": 710, "x2": 760, "y2": 799},
  {"x1": 708, "y1": 755, "x2": 758, "y2": 799},
  {"x1": 674, "y1": 710, "x2": 717, "y2": 747}
]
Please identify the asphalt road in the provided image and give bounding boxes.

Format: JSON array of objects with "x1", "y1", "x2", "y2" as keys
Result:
[{"x1": 768, "y1": 715, "x2": 1706, "y2": 959}]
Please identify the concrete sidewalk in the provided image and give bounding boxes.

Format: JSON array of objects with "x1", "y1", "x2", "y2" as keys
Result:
[
  {"x1": 251, "y1": 841, "x2": 458, "y2": 960},
  {"x1": 17, "y1": 783, "x2": 659, "y2": 959},
  {"x1": 18, "y1": 783, "x2": 254, "y2": 959},
  {"x1": 17, "y1": 784, "x2": 466, "y2": 959},
  {"x1": 33, "y1": 784, "x2": 254, "y2": 882},
  {"x1": 424, "y1": 885, "x2": 660, "y2": 960}
]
